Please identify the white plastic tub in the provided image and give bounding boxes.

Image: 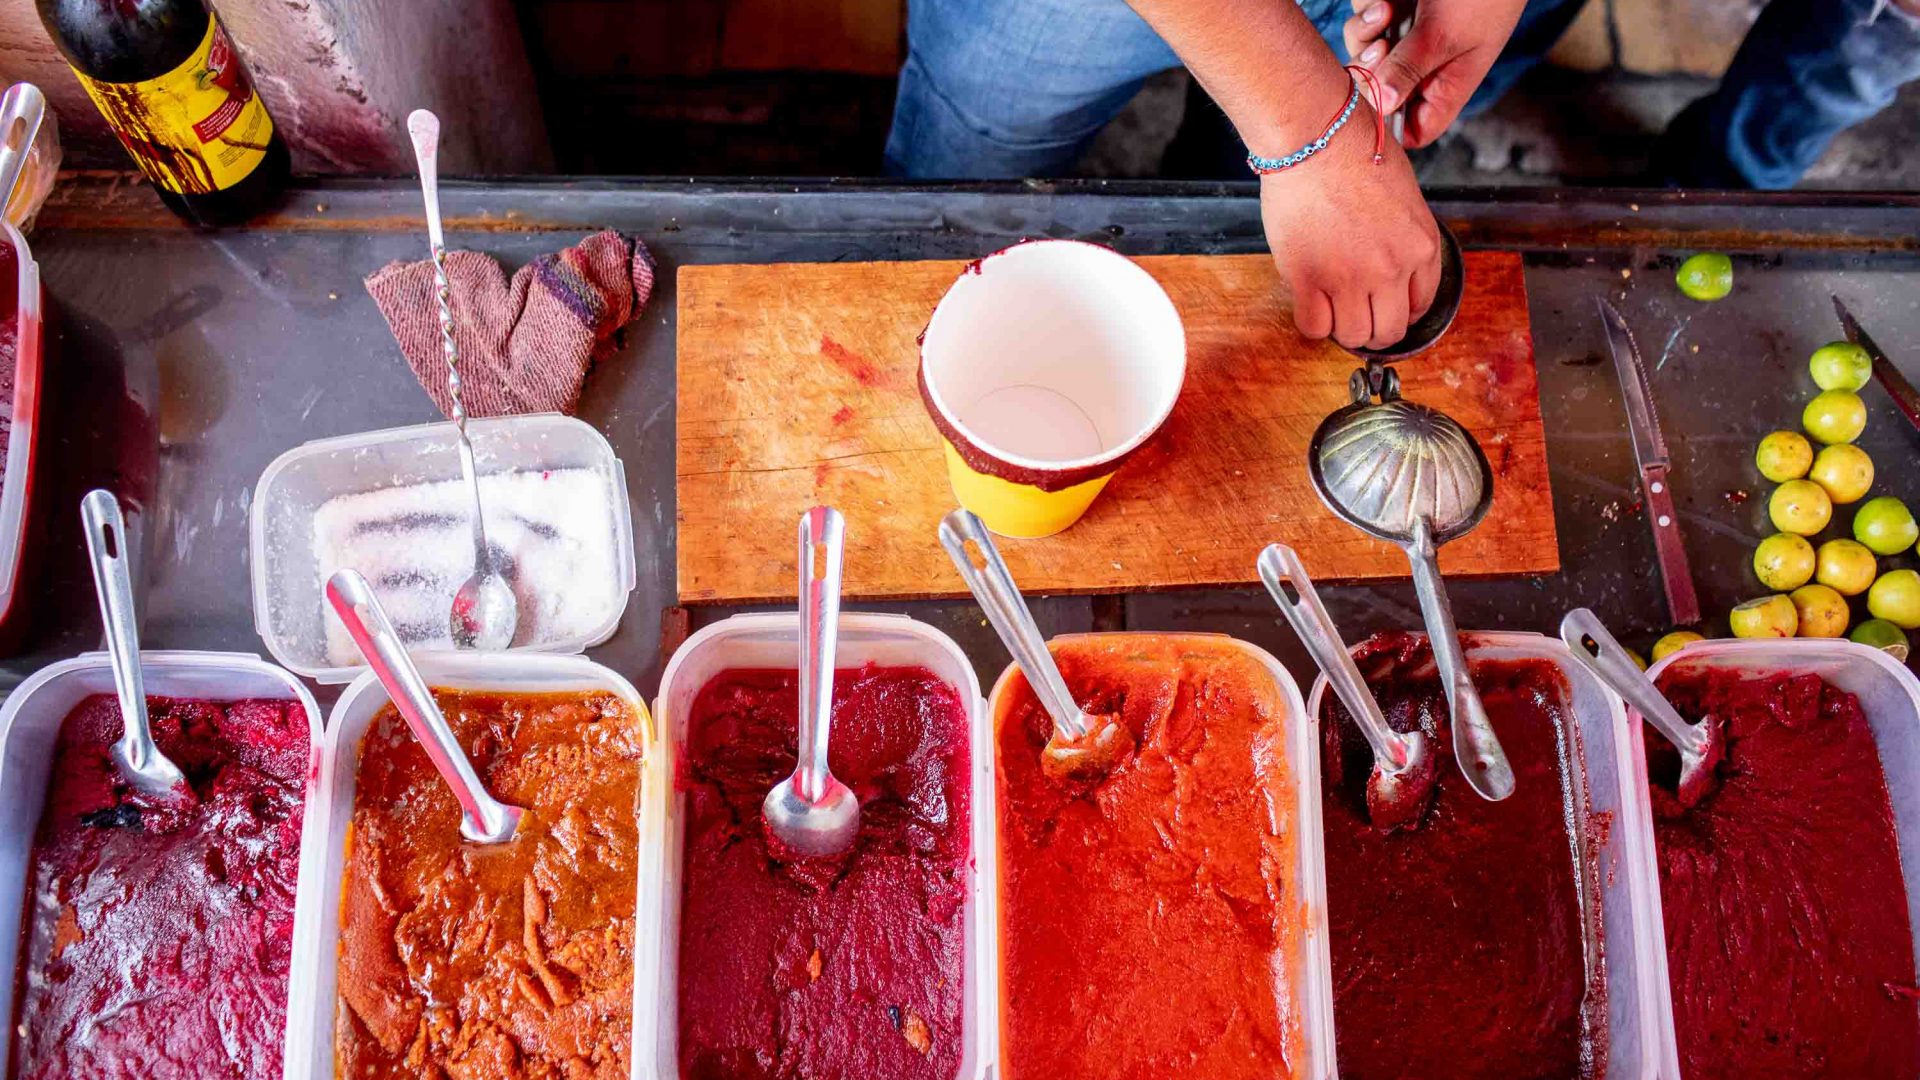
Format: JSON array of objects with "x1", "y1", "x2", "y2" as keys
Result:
[
  {"x1": 0, "y1": 649, "x2": 323, "y2": 1077},
  {"x1": 250, "y1": 413, "x2": 636, "y2": 683},
  {"x1": 1643, "y1": 638, "x2": 1920, "y2": 1077},
  {"x1": 0, "y1": 219, "x2": 43, "y2": 638},
  {"x1": 284, "y1": 651, "x2": 654, "y2": 1080},
  {"x1": 1306, "y1": 631, "x2": 1677, "y2": 1080},
  {"x1": 642, "y1": 612, "x2": 991, "y2": 1080},
  {"x1": 986, "y1": 631, "x2": 1335, "y2": 1080}
]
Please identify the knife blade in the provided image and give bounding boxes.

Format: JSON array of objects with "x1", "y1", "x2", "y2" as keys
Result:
[
  {"x1": 1832, "y1": 294, "x2": 1920, "y2": 434},
  {"x1": 1596, "y1": 298, "x2": 1701, "y2": 627}
]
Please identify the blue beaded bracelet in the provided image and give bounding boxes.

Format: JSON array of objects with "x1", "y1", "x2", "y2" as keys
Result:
[{"x1": 1245, "y1": 67, "x2": 1387, "y2": 175}]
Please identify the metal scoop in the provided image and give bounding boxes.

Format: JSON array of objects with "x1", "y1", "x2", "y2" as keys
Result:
[
  {"x1": 762, "y1": 507, "x2": 862, "y2": 858},
  {"x1": 0, "y1": 84, "x2": 47, "y2": 218},
  {"x1": 327, "y1": 569, "x2": 524, "y2": 843},
  {"x1": 1308, "y1": 361, "x2": 1513, "y2": 801},
  {"x1": 408, "y1": 108, "x2": 517, "y2": 652},
  {"x1": 1560, "y1": 608, "x2": 1723, "y2": 808},
  {"x1": 940, "y1": 508, "x2": 1134, "y2": 787},
  {"x1": 1259, "y1": 543, "x2": 1436, "y2": 829},
  {"x1": 80, "y1": 489, "x2": 191, "y2": 806}
]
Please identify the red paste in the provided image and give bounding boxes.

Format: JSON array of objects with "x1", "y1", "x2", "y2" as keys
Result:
[
  {"x1": 1652, "y1": 667, "x2": 1919, "y2": 1077},
  {"x1": 997, "y1": 636, "x2": 1304, "y2": 1080},
  {"x1": 1319, "y1": 633, "x2": 1603, "y2": 1079},
  {"x1": 0, "y1": 239, "x2": 17, "y2": 477},
  {"x1": 12, "y1": 694, "x2": 310, "y2": 1080},
  {"x1": 677, "y1": 665, "x2": 971, "y2": 1080}
]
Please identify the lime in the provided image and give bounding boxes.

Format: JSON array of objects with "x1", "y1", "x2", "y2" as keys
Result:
[
  {"x1": 1755, "y1": 431, "x2": 1813, "y2": 483},
  {"x1": 1730, "y1": 595, "x2": 1797, "y2": 638},
  {"x1": 1675, "y1": 253, "x2": 1733, "y2": 301},
  {"x1": 1803, "y1": 390, "x2": 1867, "y2": 445},
  {"x1": 1809, "y1": 341, "x2": 1873, "y2": 392},
  {"x1": 1627, "y1": 648, "x2": 1648, "y2": 672},
  {"x1": 1868, "y1": 569, "x2": 1920, "y2": 630},
  {"x1": 1808, "y1": 444, "x2": 1874, "y2": 504},
  {"x1": 1850, "y1": 618, "x2": 1911, "y2": 661},
  {"x1": 1791, "y1": 583, "x2": 1849, "y2": 638},
  {"x1": 1652, "y1": 630, "x2": 1705, "y2": 662},
  {"x1": 1753, "y1": 533, "x2": 1816, "y2": 590},
  {"x1": 1814, "y1": 538, "x2": 1877, "y2": 596},
  {"x1": 1854, "y1": 496, "x2": 1919, "y2": 556},
  {"x1": 1768, "y1": 480, "x2": 1832, "y2": 536}
]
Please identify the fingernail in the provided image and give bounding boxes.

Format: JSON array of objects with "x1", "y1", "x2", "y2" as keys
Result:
[
  {"x1": 1378, "y1": 85, "x2": 1399, "y2": 111},
  {"x1": 1361, "y1": 41, "x2": 1386, "y2": 64},
  {"x1": 1363, "y1": 4, "x2": 1387, "y2": 24}
]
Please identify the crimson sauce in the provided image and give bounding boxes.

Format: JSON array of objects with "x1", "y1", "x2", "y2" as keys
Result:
[{"x1": 0, "y1": 238, "x2": 17, "y2": 478}]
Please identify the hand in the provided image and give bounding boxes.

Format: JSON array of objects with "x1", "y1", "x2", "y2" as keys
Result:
[
  {"x1": 1260, "y1": 103, "x2": 1442, "y2": 349},
  {"x1": 1344, "y1": 0, "x2": 1528, "y2": 147}
]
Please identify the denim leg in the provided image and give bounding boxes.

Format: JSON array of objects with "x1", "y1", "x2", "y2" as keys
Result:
[
  {"x1": 885, "y1": 0, "x2": 1180, "y2": 178},
  {"x1": 1657, "y1": 0, "x2": 1920, "y2": 188}
]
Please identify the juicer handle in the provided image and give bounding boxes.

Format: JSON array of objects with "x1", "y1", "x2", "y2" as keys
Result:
[{"x1": 1408, "y1": 517, "x2": 1515, "y2": 801}]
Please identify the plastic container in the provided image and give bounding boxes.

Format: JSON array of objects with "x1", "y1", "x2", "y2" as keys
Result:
[
  {"x1": 250, "y1": 413, "x2": 636, "y2": 683},
  {"x1": 284, "y1": 652, "x2": 654, "y2": 1080},
  {"x1": 1306, "y1": 631, "x2": 1676, "y2": 1080},
  {"x1": 0, "y1": 219, "x2": 43, "y2": 637},
  {"x1": 1643, "y1": 638, "x2": 1920, "y2": 1077},
  {"x1": 986, "y1": 631, "x2": 1335, "y2": 1080},
  {"x1": 0, "y1": 649, "x2": 323, "y2": 1076},
  {"x1": 642, "y1": 613, "x2": 991, "y2": 1080}
]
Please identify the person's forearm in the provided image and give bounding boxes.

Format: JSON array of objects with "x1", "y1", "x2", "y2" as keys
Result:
[{"x1": 1125, "y1": 0, "x2": 1357, "y2": 159}]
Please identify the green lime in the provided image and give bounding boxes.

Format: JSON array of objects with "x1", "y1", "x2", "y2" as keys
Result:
[
  {"x1": 1791, "y1": 583, "x2": 1849, "y2": 638},
  {"x1": 1850, "y1": 618, "x2": 1911, "y2": 661},
  {"x1": 1753, "y1": 533, "x2": 1816, "y2": 591},
  {"x1": 1652, "y1": 630, "x2": 1705, "y2": 662},
  {"x1": 1810, "y1": 341, "x2": 1873, "y2": 392},
  {"x1": 1854, "y1": 496, "x2": 1919, "y2": 556},
  {"x1": 1814, "y1": 538, "x2": 1877, "y2": 596},
  {"x1": 1808, "y1": 443, "x2": 1874, "y2": 504},
  {"x1": 1676, "y1": 253, "x2": 1733, "y2": 301},
  {"x1": 1755, "y1": 431, "x2": 1813, "y2": 483},
  {"x1": 1803, "y1": 389, "x2": 1867, "y2": 445},
  {"x1": 1868, "y1": 569, "x2": 1920, "y2": 630},
  {"x1": 1730, "y1": 595, "x2": 1797, "y2": 638},
  {"x1": 1768, "y1": 480, "x2": 1832, "y2": 536}
]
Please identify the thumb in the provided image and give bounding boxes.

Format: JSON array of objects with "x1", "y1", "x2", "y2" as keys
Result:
[{"x1": 1373, "y1": 30, "x2": 1446, "y2": 115}]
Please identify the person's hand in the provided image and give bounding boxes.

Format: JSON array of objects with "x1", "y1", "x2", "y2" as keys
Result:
[
  {"x1": 1343, "y1": 0, "x2": 1528, "y2": 147},
  {"x1": 1260, "y1": 103, "x2": 1442, "y2": 349}
]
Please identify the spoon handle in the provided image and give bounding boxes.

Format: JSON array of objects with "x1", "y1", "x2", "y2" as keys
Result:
[
  {"x1": 0, "y1": 84, "x2": 46, "y2": 215},
  {"x1": 79, "y1": 491, "x2": 157, "y2": 769},
  {"x1": 1560, "y1": 608, "x2": 1707, "y2": 758},
  {"x1": 1259, "y1": 543, "x2": 1419, "y2": 772},
  {"x1": 796, "y1": 507, "x2": 845, "y2": 804},
  {"x1": 1408, "y1": 518, "x2": 1515, "y2": 801},
  {"x1": 938, "y1": 509, "x2": 1087, "y2": 741},
  {"x1": 327, "y1": 569, "x2": 521, "y2": 843}
]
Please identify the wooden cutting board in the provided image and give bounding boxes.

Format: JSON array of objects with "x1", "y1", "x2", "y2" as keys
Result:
[{"x1": 677, "y1": 251, "x2": 1557, "y2": 604}]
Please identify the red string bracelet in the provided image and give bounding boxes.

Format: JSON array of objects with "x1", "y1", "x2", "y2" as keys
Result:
[{"x1": 1245, "y1": 65, "x2": 1390, "y2": 175}]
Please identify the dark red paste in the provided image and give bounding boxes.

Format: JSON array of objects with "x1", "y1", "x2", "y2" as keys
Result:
[
  {"x1": 677, "y1": 665, "x2": 971, "y2": 1080},
  {"x1": 1652, "y1": 667, "x2": 1919, "y2": 1077},
  {"x1": 0, "y1": 239, "x2": 17, "y2": 477},
  {"x1": 13, "y1": 693, "x2": 310, "y2": 1080},
  {"x1": 1320, "y1": 633, "x2": 1604, "y2": 1080}
]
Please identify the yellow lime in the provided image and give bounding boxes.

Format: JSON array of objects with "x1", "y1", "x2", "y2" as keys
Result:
[
  {"x1": 1753, "y1": 533, "x2": 1816, "y2": 590},
  {"x1": 1850, "y1": 618, "x2": 1911, "y2": 661},
  {"x1": 1807, "y1": 443, "x2": 1874, "y2": 504},
  {"x1": 1868, "y1": 569, "x2": 1920, "y2": 630},
  {"x1": 1768, "y1": 480, "x2": 1832, "y2": 536},
  {"x1": 1854, "y1": 496, "x2": 1919, "y2": 556},
  {"x1": 1652, "y1": 631, "x2": 1705, "y2": 662},
  {"x1": 1675, "y1": 253, "x2": 1733, "y2": 301},
  {"x1": 1729, "y1": 595, "x2": 1798, "y2": 638},
  {"x1": 1810, "y1": 341, "x2": 1873, "y2": 392},
  {"x1": 1627, "y1": 648, "x2": 1648, "y2": 672},
  {"x1": 1755, "y1": 431, "x2": 1813, "y2": 483},
  {"x1": 1790, "y1": 583, "x2": 1849, "y2": 638},
  {"x1": 1803, "y1": 389, "x2": 1867, "y2": 444},
  {"x1": 1814, "y1": 538, "x2": 1877, "y2": 595}
]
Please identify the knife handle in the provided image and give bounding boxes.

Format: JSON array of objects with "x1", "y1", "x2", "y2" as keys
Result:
[{"x1": 1642, "y1": 464, "x2": 1700, "y2": 627}]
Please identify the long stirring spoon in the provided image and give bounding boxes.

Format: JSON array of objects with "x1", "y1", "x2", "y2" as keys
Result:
[
  {"x1": 940, "y1": 508, "x2": 1134, "y2": 787},
  {"x1": 1560, "y1": 608, "x2": 1723, "y2": 807},
  {"x1": 80, "y1": 489, "x2": 191, "y2": 806},
  {"x1": 327, "y1": 569, "x2": 523, "y2": 843},
  {"x1": 1260, "y1": 543, "x2": 1436, "y2": 829},
  {"x1": 763, "y1": 507, "x2": 862, "y2": 858},
  {"x1": 0, "y1": 84, "x2": 47, "y2": 220},
  {"x1": 408, "y1": 108, "x2": 516, "y2": 652}
]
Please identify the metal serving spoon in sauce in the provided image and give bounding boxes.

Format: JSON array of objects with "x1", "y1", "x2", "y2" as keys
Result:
[
  {"x1": 408, "y1": 108, "x2": 517, "y2": 652},
  {"x1": 1560, "y1": 608, "x2": 1723, "y2": 807},
  {"x1": 940, "y1": 508, "x2": 1134, "y2": 787},
  {"x1": 328, "y1": 569, "x2": 524, "y2": 843},
  {"x1": 763, "y1": 506, "x2": 862, "y2": 858},
  {"x1": 1260, "y1": 542, "x2": 1436, "y2": 829}
]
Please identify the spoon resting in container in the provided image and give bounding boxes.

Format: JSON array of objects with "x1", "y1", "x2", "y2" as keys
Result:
[
  {"x1": 939, "y1": 508, "x2": 1134, "y2": 787},
  {"x1": 80, "y1": 489, "x2": 192, "y2": 807},
  {"x1": 1259, "y1": 543, "x2": 1437, "y2": 829},
  {"x1": 1560, "y1": 608, "x2": 1723, "y2": 808},
  {"x1": 327, "y1": 568, "x2": 524, "y2": 843},
  {"x1": 762, "y1": 506, "x2": 862, "y2": 859}
]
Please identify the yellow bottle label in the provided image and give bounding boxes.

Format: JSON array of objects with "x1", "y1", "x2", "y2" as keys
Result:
[{"x1": 73, "y1": 15, "x2": 274, "y2": 195}]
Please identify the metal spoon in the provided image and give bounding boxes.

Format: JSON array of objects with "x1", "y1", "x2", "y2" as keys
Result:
[
  {"x1": 940, "y1": 508, "x2": 1134, "y2": 787},
  {"x1": 1259, "y1": 542, "x2": 1436, "y2": 829},
  {"x1": 327, "y1": 568, "x2": 523, "y2": 843},
  {"x1": 1560, "y1": 608, "x2": 1723, "y2": 808},
  {"x1": 80, "y1": 489, "x2": 191, "y2": 806},
  {"x1": 408, "y1": 108, "x2": 516, "y2": 652},
  {"x1": 1308, "y1": 361, "x2": 1514, "y2": 801},
  {"x1": 0, "y1": 83, "x2": 47, "y2": 217},
  {"x1": 763, "y1": 506, "x2": 862, "y2": 858}
]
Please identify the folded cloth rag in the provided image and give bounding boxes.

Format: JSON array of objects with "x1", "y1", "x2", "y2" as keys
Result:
[{"x1": 365, "y1": 229, "x2": 655, "y2": 418}]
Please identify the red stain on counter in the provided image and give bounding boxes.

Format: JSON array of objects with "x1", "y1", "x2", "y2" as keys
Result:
[{"x1": 819, "y1": 335, "x2": 889, "y2": 389}]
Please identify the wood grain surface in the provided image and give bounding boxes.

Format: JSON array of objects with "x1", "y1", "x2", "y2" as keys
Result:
[{"x1": 676, "y1": 251, "x2": 1558, "y2": 604}]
